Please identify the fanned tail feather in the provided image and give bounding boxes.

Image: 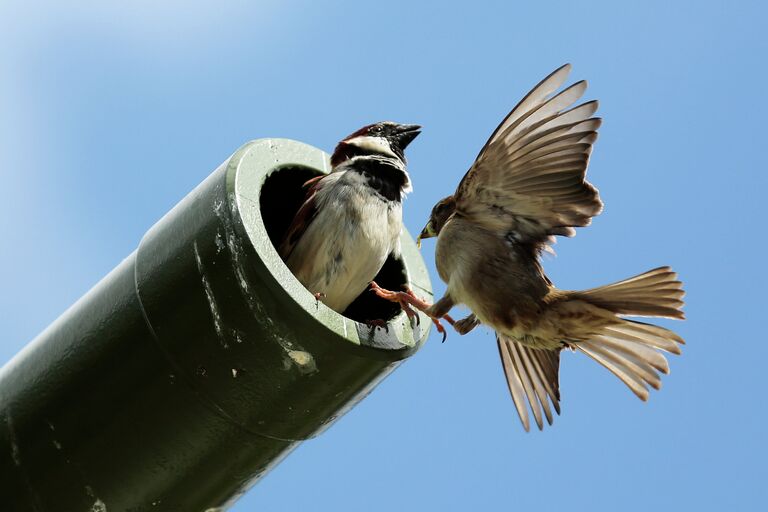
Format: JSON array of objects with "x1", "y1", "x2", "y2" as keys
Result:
[
  {"x1": 576, "y1": 266, "x2": 685, "y2": 319},
  {"x1": 496, "y1": 266, "x2": 685, "y2": 431},
  {"x1": 573, "y1": 266, "x2": 685, "y2": 400}
]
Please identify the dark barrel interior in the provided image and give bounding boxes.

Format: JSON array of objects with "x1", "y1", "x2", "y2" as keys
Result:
[{"x1": 259, "y1": 165, "x2": 404, "y2": 323}]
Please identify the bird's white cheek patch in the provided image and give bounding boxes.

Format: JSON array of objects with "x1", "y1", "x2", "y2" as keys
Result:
[{"x1": 346, "y1": 136, "x2": 397, "y2": 158}]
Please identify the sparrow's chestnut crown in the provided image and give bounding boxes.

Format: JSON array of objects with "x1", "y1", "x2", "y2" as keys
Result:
[{"x1": 331, "y1": 121, "x2": 421, "y2": 167}]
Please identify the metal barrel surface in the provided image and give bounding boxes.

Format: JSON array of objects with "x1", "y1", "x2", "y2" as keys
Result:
[{"x1": 0, "y1": 139, "x2": 432, "y2": 511}]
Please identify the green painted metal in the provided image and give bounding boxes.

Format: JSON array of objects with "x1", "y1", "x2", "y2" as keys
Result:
[{"x1": 0, "y1": 139, "x2": 432, "y2": 511}]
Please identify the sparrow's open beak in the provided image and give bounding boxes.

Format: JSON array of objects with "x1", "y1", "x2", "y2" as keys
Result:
[
  {"x1": 393, "y1": 124, "x2": 421, "y2": 149},
  {"x1": 416, "y1": 220, "x2": 436, "y2": 249}
]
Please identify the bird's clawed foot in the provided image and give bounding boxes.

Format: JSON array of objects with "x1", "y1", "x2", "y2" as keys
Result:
[
  {"x1": 453, "y1": 314, "x2": 479, "y2": 335},
  {"x1": 368, "y1": 282, "x2": 419, "y2": 322},
  {"x1": 369, "y1": 281, "x2": 455, "y2": 342}
]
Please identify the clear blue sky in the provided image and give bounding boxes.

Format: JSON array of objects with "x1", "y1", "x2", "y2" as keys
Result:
[{"x1": 1, "y1": 1, "x2": 763, "y2": 510}]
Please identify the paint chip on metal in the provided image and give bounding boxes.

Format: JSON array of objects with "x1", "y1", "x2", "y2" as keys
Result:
[
  {"x1": 194, "y1": 240, "x2": 228, "y2": 348},
  {"x1": 287, "y1": 349, "x2": 317, "y2": 374}
]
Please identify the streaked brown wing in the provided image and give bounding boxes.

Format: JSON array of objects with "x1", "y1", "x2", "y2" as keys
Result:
[
  {"x1": 277, "y1": 175, "x2": 326, "y2": 259},
  {"x1": 455, "y1": 64, "x2": 603, "y2": 245},
  {"x1": 497, "y1": 335, "x2": 561, "y2": 431}
]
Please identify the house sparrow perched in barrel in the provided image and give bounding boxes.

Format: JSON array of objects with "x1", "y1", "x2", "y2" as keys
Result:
[
  {"x1": 373, "y1": 64, "x2": 685, "y2": 431},
  {"x1": 278, "y1": 121, "x2": 420, "y2": 314}
]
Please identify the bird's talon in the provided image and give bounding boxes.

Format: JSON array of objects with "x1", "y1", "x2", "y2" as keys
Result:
[
  {"x1": 434, "y1": 320, "x2": 447, "y2": 342},
  {"x1": 429, "y1": 317, "x2": 449, "y2": 342},
  {"x1": 452, "y1": 315, "x2": 477, "y2": 335},
  {"x1": 399, "y1": 301, "x2": 419, "y2": 322},
  {"x1": 371, "y1": 281, "x2": 455, "y2": 340}
]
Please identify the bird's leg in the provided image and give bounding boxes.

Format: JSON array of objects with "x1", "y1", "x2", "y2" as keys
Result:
[
  {"x1": 368, "y1": 282, "x2": 420, "y2": 319},
  {"x1": 425, "y1": 295, "x2": 455, "y2": 319},
  {"x1": 453, "y1": 314, "x2": 479, "y2": 335},
  {"x1": 313, "y1": 292, "x2": 326, "y2": 304},
  {"x1": 422, "y1": 295, "x2": 457, "y2": 342},
  {"x1": 368, "y1": 282, "x2": 419, "y2": 322},
  {"x1": 368, "y1": 281, "x2": 435, "y2": 317},
  {"x1": 369, "y1": 282, "x2": 455, "y2": 341}
]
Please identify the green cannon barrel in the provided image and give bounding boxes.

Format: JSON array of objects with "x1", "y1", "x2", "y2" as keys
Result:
[{"x1": 0, "y1": 139, "x2": 432, "y2": 511}]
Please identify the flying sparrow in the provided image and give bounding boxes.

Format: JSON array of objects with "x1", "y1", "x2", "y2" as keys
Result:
[
  {"x1": 374, "y1": 64, "x2": 685, "y2": 431},
  {"x1": 279, "y1": 121, "x2": 421, "y2": 314}
]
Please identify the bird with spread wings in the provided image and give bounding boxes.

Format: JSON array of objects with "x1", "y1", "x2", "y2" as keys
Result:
[{"x1": 373, "y1": 64, "x2": 685, "y2": 431}]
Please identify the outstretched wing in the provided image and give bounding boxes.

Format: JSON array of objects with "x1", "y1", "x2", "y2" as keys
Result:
[
  {"x1": 497, "y1": 335, "x2": 561, "y2": 432},
  {"x1": 455, "y1": 64, "x2": 603, "y2": 246}
]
